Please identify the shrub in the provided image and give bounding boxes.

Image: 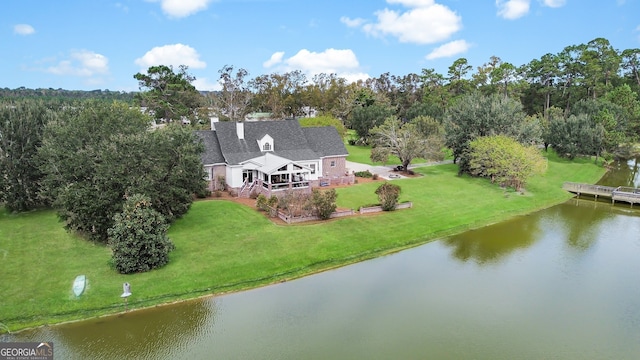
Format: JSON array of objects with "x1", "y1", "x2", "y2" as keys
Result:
[
  {"x1": 372, "y1": 173, "x2": 379, "y2": 180},
  {"x1": 216, "y1": 176, "x2": 227, "y2": 191},
  {"x1": 354, "y1": 170, "x2": 373, "y2": 178},
  {"x1": 268, "y1": 195, "x2": 279, "y2": 208},
  {"x1": 256, "y1": 194, "x2": 268, "y2": 211},
  {"x1": 311, "y1": 188, "x2": 338, "y2": 220},
  {"x1": 195, "y1": 187, "x2": 211, "y2": 199},
  {"x1": 375, "y1": 182, "x2": 401, "y2": 211},
  {"x1": 108, "y1": 194, "x2": 175, "y2": 274}
]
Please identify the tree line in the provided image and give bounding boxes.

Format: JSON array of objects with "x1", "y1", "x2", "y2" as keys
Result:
[{"x1": 0, "y1": 99, "x2": 207, "y2": 273}]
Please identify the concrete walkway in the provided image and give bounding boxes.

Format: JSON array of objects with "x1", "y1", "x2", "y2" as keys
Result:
[{"x1": 346, "y1": 160, "x2": 453, "y2": 180}]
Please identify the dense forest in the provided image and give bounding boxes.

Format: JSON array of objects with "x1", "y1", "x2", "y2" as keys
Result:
[{"x1": 0, "y1": 87, "x2": 136, "y2": 102}]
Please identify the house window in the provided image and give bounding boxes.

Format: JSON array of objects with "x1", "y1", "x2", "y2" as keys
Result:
[
  {"x1": 263, "y1": 142, "x2": 271, "y2": 151},
  {"x1": 310, "y1": 164, "x2": 316, "y2": 174},
  {"x1": 330, "y1": 160, "x2": 336, "y2": 167}
]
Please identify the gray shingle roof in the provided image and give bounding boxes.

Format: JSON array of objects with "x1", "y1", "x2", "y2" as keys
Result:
[
  {"x1": 193, "y1": 130, "x2": 225, "y2": 165},
  {"x1": 197, "y1": 120, "x2": 347, "y2": 166},
  {"x1": 302, "y1": 126, "x2": 349, "y2": 157}
]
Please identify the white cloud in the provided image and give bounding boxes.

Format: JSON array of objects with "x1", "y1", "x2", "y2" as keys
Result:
[
  {"x1": 134, "y1": 44, "x2": 206, "y2": 69},
  {"x1": 193, "y1": 77, "x2": 221, "y2": 91},
  {"x1": 14, "y1": 24, "x2": 35, "y2": 35},
  {"x1": 496, "y1": 0, "x2": 530, "y2": 20},
  {"x1": 344, "y1": 0, "x2": 462, "y2": 44},
  {"x1": 425, "y1": 39, "x2": 471, "y2": 60},
  {"x1": 146, "y1": 0, "x2": 212, "y2": 18},
  {"x1": 541, "y1": 0, "x2": 566, "y2": 7},
  {"x1": 263, "y1": 48, "x2": 369, "y2": 83},
  {"x1": 45, "y1": 50, "x2": 109, "y2": 77},
  {"x1": 340, "y1": 16, "x2": 366, "y2": 28},
  {"x1": 263, "y1": 52, "x2": 284, "y2": 68}
]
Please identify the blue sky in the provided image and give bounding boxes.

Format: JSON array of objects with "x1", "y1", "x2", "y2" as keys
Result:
[{"x1": 3, "y1": 0, "x2": 639, "y2": 91}]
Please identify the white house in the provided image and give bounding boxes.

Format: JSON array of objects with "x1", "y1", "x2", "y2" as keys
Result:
[{"x1": 195, "y1": 120, "x2": 353, "y2": 197}]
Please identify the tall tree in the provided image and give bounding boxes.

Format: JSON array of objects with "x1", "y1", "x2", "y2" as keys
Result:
[
  {"x1": 369, "y1": 116, "x2": 445, "y2": 171},
  {"x1": 0, "y1": 100, "x2": 55, "y2": 212},
  {"x1": 38, "y1": 101, "x2": 206, "y2": 242},
  {"x1": 447, "y1": 58, "x2": 474, "y2": 97},
  {"x1": 582, "y1": 38, "x2": 620, "y2": 98},
  {"x1": 558, "y1": 44, "x2": 588, "y2": 113},
  {"x1": 249, "y1": 71, "x2": 308, "y2": 118},
  {"x1": 133, "y1": 65, "x2": 204, "y2": 124},
  {"x1": 444, "y1": 92, "x2": 540, "y2": 173},
  {"x1": 547, "y1": 113, "x2": 604, "y2": 160},
  {"x1": 620, "y1": 48, "x2": 640, "y2": 88},
  {"x1": 212, "y1": 65, "x2": 252, "y2": 122},
  {"x1": 525, "y1": 53, "x2": 560, "y2": 116}
]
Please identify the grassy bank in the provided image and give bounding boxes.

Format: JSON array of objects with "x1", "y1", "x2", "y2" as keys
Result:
[{"x1": 0, "y1": 152, "x2": 605, "y2": 332}]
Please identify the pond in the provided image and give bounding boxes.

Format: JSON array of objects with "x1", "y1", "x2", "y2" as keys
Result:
[{"x1": 6, "y1": 160, "x2": 640, "y2": 359}]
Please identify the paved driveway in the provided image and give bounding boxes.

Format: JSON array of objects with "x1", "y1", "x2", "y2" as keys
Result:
[
  {"x1": 346, "y1": 160, "x2": 453, "y2": 180},
  {"x1": 346, "y1": 161, "x2": 404, "y2": 180}
]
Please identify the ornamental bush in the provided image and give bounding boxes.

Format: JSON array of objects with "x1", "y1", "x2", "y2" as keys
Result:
[
  {"x1": 311, "y1": 188, "x2": 337, "y2": 220},
  {"x1": 375, "y1": 182, "x2": 401, "y2": 211},
  {"x1": 108, "y1": 194, "x2": 175, "y2": 274}
]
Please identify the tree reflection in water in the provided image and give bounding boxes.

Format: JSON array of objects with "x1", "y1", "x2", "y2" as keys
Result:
[
  {"x1": 442, "y1": 215, "x2": 541, "y2": 265},
  {"x1": 12, "y1": 297, "x2": 218, "y2": 360}
]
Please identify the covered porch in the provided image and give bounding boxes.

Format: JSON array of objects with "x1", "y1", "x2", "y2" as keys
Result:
[{"x1": 237, "y1": 154, "x2": 313, "y2": 198}]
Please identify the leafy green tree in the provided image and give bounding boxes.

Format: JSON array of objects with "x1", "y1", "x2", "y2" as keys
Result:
[
  {"x1": 311, "y1": 188, "x2": 337, "y2": 220},
  {"x1": 547, "y1": 113, "x2": 604, "y2": 160},
  {"x1": 468, "y1": 135, "x2": 547, "y2": 191},
  {"x1": 370, "y1": 117, "x2": 444, "y2": 171},
  {"x1": 582, "y1": 38, "x2": 620, "y2": 98},
  {"x1": 375, "y1": 182, "x2": 401, "y2": 211},
  {"x1": 420, "y1": 68, "x2": 450, "y2": 114},
  {"x1": 444, "y1": 92, "x2": 540, "y2": 173},
  {"x1": 249, "y1": 71, "x2": 308, "y2": 118},
  {"x1": 108, "y1": 194, "x2": 175, "y2": 274},
  {"x1": 447, "y1": 58, "x2": 474, "y2": 97},
  {"x1": 298, "y1": 115, "x2": 347, "y2": 137},
  {"x1": 39, "y1": 100, "x2": 206, "y2": 242},
  {"x1": 620, "y1": 48, "x2": 640, "y2": 88},
  {"x1": 524, "y1": 53, "x2": 561, "y2": 116},
  {"x1": 0, "y1": 100, "x2": 55, "y2": 212},
  {"x1": 605, "y1": 84, "x2": 640, "y2": 139},
  {"x1": 349, "y1": 103, "x2": 395, "y2": 141},
  {"x1": 571, "y1": 98, "x2": 626, "y2": 155},
  {"x1": 305, "y1": 73, "x2": 349, "y2": 118},
  {"x1": 133, "y1": 65, "x2": 204, "y2": 124}
]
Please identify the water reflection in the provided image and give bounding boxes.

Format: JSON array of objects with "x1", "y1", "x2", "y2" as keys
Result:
[
  {"x1": 442, "y1": 215, "x2": 540, "y2": 265},
  {"x1": 599, "y1": 157, "x2": 640, "y2": 188},
  {"x1": 10, "y1": 298, "x2": 217, "y2": 360}
]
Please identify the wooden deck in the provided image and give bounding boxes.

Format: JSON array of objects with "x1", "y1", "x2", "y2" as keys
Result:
[{"x1": 563, "y1": 182, "x2": 640, "y2": 206}]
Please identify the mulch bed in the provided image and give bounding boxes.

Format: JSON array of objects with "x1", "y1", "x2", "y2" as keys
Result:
[{"x1": 197, "y1": 176, "x2": 384, "y2": 225}]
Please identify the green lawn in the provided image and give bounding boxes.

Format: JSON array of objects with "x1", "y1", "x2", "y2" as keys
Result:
[{"x1": 0, "y1": 151, "x2": 605, "y2": 332}]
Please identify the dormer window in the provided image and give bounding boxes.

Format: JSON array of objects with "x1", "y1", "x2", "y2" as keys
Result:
[{"x1": 258, "y1": 134, "x2": 274, "y2": 152}]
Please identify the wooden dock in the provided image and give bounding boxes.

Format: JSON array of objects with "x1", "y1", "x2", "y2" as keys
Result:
[{"x1": 563, "y1": 182, "x2": 640, "y2": 206}]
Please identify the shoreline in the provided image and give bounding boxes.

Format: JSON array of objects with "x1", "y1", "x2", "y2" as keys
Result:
[
  {"x1": 8, "y1": 191, "x2": 583, "y2": 335},
  {"x1": 2, "y1": 158, "x2": 607, "y2": 334}
]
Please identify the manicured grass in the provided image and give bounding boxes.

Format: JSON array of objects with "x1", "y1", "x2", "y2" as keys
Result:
[{"x1": 0, "y1": 151, "x2": 605, "y2": 332}]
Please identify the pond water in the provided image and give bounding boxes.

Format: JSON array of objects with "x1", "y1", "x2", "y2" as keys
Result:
[{"x1": 7, "y1": 160, "x2": 640, "y2": 359}]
